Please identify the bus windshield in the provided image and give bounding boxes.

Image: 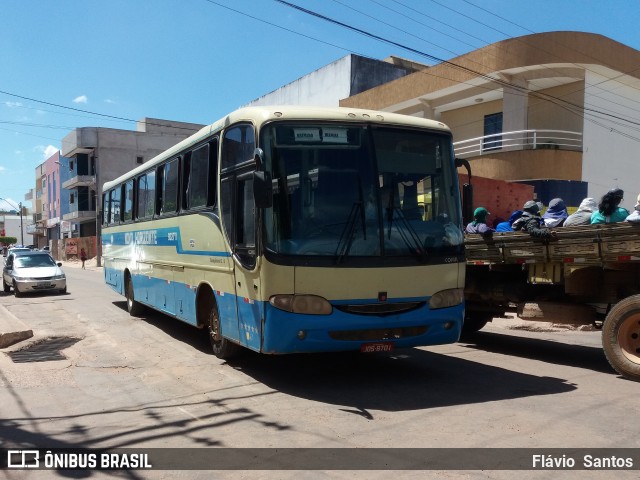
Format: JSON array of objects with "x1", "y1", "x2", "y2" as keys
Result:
[{"x1": 261, "y1": 122, "x2": 463, "y2": 264}]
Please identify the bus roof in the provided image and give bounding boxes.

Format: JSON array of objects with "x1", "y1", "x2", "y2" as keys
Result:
[{"x1": 103, "y1": 105, "x2": 452, "y2": 191}]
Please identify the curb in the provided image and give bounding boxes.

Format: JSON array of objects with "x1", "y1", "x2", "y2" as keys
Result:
[{"x1": 0, "y1": 303, "x2": 33, "y2": 348}]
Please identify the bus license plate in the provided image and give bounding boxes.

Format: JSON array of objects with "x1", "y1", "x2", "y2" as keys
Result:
[{"x1": 360, "y1": 342, "x2": 393, "y2": 353}]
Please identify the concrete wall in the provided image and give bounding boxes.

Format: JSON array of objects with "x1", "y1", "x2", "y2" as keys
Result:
[
  {"x1": 245, "y1": 55, "x2": 414, "y2": 107},
  {"x1": 528, "y1": 82, "x2": 584, "y2": 132},
  {"x1": 582, "y1": 70, "x2": 639, "y2": 209},
  {"x1": 3, "y1": 216, "x2": 29, "y2": 246}
]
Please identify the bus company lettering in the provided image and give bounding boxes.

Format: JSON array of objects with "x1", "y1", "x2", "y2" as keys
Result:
[{"x1": 124, "y1": 230, "x2": 158, "y2": 245}]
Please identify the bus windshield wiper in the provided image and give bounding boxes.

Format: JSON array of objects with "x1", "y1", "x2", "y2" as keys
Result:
[
  {"x1": 388, "y1": 206, "x2": 428, "y2": 261},
  {"x1": 335, "y1": 178, "x2": 366, "y2": 264},
  {"x1": 335, "y1": 202, "x2": 364, "y2": 264}
]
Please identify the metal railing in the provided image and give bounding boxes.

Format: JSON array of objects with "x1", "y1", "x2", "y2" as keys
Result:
[{"x1": 453, "y1": 129, "x2": 582, "y2": 158}]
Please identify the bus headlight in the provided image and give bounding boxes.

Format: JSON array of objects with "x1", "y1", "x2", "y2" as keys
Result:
[
  {"x1": 429, "y1": 288, "x2": 464, "y2": 309},
  {"x1": 270, "y1": 294, "x2": 332, "y2": 315}
]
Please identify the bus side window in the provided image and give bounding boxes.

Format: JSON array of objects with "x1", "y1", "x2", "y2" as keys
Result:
[
  {"x1": 123, "y1": 180, "x2": 134, "y2": 222},
  {"x1": 189, "y1": 144, "x2": 209, "y2": 209},
  {"x1": 109, "y1": 188, "x2": 121, "y2": 225},
  {"x1": 137, "y1": 170, "x2": 156, "y2": 220},
  {"x1": 102, "y1": 192, "x2": 110, "y2": 226}
]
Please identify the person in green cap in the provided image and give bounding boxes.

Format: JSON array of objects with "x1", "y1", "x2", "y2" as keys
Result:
[{"x1": 465, "y1": 207, "x2": 494, "y2": 234}]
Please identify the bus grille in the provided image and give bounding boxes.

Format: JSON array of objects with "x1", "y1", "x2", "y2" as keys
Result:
[
  {"x1": 335, "y1": 301, "x2": 424, "y2": 316},
  {"x1": 328, "y1": 326, "x2": 428, "y2": 341}
]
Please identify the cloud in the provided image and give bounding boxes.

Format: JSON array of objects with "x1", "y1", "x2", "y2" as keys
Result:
[
  {"x1": 104, "y1": 98, "x2": 116, "y2": 104},
  {"x1": 34, "y1": 145, "x2": 59, "y2": 160},
  {"x1": 73, "y1": 95, "x2": 88, "y2": 104},
  {"x1": 4, "y1": 101, "x2": 23, "y2": 108},
  {"x1": 43, "y1": 145, "x2": 58, "y2": 159},
  {"x1": 0, "y1": 166, "x2": 6, "y2": 172}
]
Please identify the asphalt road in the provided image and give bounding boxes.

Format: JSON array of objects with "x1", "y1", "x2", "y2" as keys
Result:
[{"x1": 0, "y1": 261, "x2": 638, "y2": 479}]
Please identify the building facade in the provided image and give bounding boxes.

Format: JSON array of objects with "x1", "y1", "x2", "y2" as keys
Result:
[
  {"x1": 244, "y1": 54, "x2": 424, "y2": 107},
  {"x1": 60, "y1": 117, "x2": 204, "y2": 241},
  {"x1": 341, "y1": 32, "x2": 640, "y2": 210}
]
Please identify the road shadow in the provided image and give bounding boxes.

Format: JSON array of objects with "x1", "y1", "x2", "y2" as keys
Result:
[
  {"x1": 459, "y1": 330, "x2": 613, "y2": 374},
  {"x1": 113, "y1": 302, "x2": 577, "y2": 413},
  {"x1": 224, "y1": 347, "x2": 577, "y2": 413},
  {"x1": 112, "y1": 301, "x2": 211, "y2": 354}
]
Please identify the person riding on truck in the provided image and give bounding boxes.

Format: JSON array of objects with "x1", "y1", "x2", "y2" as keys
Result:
[{"x1": 511, "y1": 200, "x2": 557, "y2": 240}]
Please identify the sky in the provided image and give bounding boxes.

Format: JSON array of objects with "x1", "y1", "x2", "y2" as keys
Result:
[{"x1": 1, "y1": 0, "x2": 640, "y2": 210}]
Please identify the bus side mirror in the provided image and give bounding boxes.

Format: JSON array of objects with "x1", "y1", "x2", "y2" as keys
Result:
[{"x1": 254, "y1": 171, "x2": 273, "y2": 209}]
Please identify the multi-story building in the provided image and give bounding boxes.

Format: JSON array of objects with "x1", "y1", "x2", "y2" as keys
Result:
[
  {"x1": 341, "y1": 32, "x2": 640, "y2": 210},
  {"x1": 60, "y1": 118, "x2": 204, "y2": 260}
]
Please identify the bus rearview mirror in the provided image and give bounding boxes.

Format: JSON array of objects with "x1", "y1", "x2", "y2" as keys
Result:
[{"x1": 253, "y1": 171, "x2": 273, "y2": 209}]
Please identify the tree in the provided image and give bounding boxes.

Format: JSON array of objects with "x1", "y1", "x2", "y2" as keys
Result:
[{"x1": 0, "y1": 236, "x2": 18, "y2": 245}]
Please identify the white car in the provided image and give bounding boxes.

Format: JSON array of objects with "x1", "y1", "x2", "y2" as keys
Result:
[{"x1": 2, "y1": 251, "x2": 67, "y2": 296}]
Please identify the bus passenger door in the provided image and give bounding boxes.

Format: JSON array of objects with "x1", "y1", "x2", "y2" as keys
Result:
[{"x1": 229, "y1": 170, "x2": 262, "y2": 352}]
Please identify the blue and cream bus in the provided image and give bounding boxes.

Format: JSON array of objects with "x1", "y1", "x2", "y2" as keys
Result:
[{"x1": 102, "y1": 106, "x2": 465, "y2": 358}]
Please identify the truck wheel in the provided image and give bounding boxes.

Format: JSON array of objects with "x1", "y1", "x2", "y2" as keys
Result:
[
  {"x1": 462, "y1": 312, "x2": 492, "y2": 335},
  {"x1": 602, "y1": 295, "x2": 640, "y2": 382},
  {"x1": 207, "y1": 305, "x2": 240, "y2": 360}
]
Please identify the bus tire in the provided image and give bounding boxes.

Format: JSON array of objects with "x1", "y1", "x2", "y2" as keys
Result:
[
  {"x1": 207, "y1": 305, "x2": 240, "y2": 360},
  {"x1": 125, "y1": 275, "x2": 144, "y2": 317},
  {"x1": 462, "y1": 312, "x2": 492, "y2": 335},
  {"x1": 602, "y1": 294, "x2": 640, "y2": 382},
  {"x1": 3, "y1": 278, "x2": 10, "y2": 293}
]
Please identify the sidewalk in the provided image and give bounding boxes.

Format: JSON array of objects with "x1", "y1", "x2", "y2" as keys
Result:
[
  {"x1": 0, "y1": 302, "x2": 33, "y2": 348},
  {"x1": 0, "y1": 257, "x2": 102, "y2": 349},
  {"x1": 59, "y1": 257, "x2": 103, "y2": 271}
]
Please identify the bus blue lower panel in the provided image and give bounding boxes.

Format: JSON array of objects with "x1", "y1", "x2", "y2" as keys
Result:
[
  {"x1": 105, "y1": 265, "x2": 463, "y2": 354},
  {"x1": 262, "y1": 302, "x2": 464, "y2": 354}
]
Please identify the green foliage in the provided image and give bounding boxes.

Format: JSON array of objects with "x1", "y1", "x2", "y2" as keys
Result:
[{"x1": 0, "y1": 236, "x2": 17, "y2": 245}]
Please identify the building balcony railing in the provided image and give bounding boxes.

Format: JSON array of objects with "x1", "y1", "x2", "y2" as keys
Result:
[
  {"x1": 33, "y1": 213, "x2": 42, "y2": 222},
  {"x1": 453, "y1": 129, "x2": 583, "y2": 158},
  {"x1": 62, "y1": 175, "x2": 96, "y2": 190},
  {"x1": 63, "y1": 210, "x2": 95, "y2": 223}
]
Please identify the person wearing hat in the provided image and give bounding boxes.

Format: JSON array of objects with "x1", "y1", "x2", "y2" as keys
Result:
[
  {"x1": 591, "y1": 188, "x2": 629, "y2": 224},
  {"x1": 625, "y1": 193, "x2": 640, "y2": 223},
  {"x1": 495, "y1": 210, "x2": 523, "y2": 232},
  {"x1": 465, "y1": 207, "x2": 494, "y2": 235},
  {"x1": 542, "y1": 198, "x2": 568, "y2": 227},
  {"x1": 512, "y1": 200, "x2": 557, "y2": 240},
  {"x1": 564, "y1": 198, "x2": 598, "y2": 226}
]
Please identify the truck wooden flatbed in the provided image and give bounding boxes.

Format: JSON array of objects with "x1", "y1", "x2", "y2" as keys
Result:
[{"x1": 464, "y1": 222, "x2": 640, "y2": 381}]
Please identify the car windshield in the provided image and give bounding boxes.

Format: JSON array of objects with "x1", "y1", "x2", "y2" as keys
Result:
[
  {"x1": 260, "y1": 122, "x2": 463, "y2": 265},
  {"x1": 14, "y1": 255, "x2": 57, "y2": 268}
]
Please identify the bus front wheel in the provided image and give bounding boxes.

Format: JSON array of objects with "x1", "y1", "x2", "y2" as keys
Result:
[
  {"x1": 125, "y1": 275, "x2": 144, "y2": 317},
  {"x1": 207, "y1": 307, "x2": 240, "y2": 360}
]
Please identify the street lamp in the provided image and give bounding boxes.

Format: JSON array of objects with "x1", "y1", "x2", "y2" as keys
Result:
[{"x1": 0, "y1": 197, "x2": 24, "y2": 246}]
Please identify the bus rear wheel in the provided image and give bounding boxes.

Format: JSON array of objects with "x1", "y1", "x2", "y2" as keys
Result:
[
  {"x1": 207, "y1": 306, "x2": 240, "y2": 360},
  {"x1": 603, "y1": 294, "x2": 640, "y2": 382},
  {"x1": 125, "y1": 275, "x2": 144, "y2": 317}
]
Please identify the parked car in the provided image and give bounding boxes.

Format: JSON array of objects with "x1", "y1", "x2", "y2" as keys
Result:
[
  {"x1": 40, "y1": 246, "x2": 50, "y2": 251},
  {"x1": 2, "y1": 251, "x2": 67, "y2": 297},
  {"x1": 4, "y1": 246, "x2": 31, "y2": 258}
]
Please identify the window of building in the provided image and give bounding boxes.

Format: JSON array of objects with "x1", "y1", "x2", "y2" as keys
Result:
[
  {"x1": 483, "y1": 113, "x2": 503, "y2": 151},
  {"x1": 70, "y1": 193, "x2": 75, "y2": 204},
  {"x1": 136, "y1": 156, "x2": 144, "y2": 164}
]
